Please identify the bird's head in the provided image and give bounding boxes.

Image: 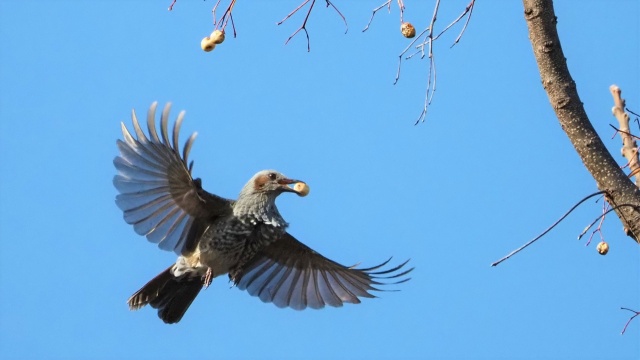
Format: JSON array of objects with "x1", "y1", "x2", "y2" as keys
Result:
[
  {"x1": 236, "y1": 170, "x2": 309, "y2": 224},
  {"x1": 240, "y1": 170, "x2": 302, "y2": 198}
]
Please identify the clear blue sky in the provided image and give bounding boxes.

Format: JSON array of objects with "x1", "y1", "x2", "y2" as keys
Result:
[{"x1": 1, "y1": 1, "x2": 639, "y2": 359}]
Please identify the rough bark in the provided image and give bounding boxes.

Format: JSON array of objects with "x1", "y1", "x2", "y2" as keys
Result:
[{"x1": 522, "y1": 0, "x2": 640, "y2": 244}]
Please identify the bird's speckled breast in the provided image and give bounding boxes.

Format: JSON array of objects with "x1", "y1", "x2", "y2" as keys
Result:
[{"x1": 197, "y1": 215, "x2": 287, "y2": 277}]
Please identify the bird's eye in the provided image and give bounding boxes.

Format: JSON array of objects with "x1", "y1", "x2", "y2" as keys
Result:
[{"x1": 268, "y1": 173, "x2": 277, "y2": 180}]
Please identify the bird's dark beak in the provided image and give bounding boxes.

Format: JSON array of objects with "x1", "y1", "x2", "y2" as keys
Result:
[
  {"x1": 279, "y1": 178, "x2": 310, "y2": 197},
  {"x1": 278, "y1": 178, "x2": 299, "y2": 193}
]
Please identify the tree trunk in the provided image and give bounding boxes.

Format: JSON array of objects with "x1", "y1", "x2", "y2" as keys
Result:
[{"x1": 522, "y1": 0, "x2": 640, "y2": 244}]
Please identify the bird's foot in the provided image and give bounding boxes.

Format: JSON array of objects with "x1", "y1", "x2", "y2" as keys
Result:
[
  {"x1": 228, "y1": 268, "x2": 241, "y2": 285},
  {"x1": 203, "y1": 267, "x2": 213, "y2": 289}
]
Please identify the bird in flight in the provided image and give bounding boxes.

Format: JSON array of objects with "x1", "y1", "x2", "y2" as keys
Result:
[{"x1": 113, "y1": 102, "x2": 413, "y2": 323}]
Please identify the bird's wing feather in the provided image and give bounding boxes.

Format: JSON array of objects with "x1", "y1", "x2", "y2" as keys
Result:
[
  {"x1": 235, "y1": 232, "x2": 413, "y2": 310},
  {"x1": 113, "y1": 102, "x2": 232, "y2": 255}
]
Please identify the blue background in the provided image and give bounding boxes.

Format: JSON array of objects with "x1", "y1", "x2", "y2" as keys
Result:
[{"x1": 1, "y1": 1, "x2": 638, "y2": 359}]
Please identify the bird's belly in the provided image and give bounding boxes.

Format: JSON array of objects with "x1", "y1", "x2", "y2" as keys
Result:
[{"x1": 198, "y1": 248, "x2": 236, "y2": 278}]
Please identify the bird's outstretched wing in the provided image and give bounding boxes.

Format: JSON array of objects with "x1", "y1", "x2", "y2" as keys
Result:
[
  {"x1": 113, "y1": 102, "x2": 233, "y2": 255},
  {"x1": 235, "y1": 233, "x2": 413, "y2": 310}
]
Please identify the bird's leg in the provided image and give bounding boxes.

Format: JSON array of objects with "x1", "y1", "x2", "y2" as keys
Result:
[{"x1": 203, "y1": 267, "x2": 213, "y2": 289}]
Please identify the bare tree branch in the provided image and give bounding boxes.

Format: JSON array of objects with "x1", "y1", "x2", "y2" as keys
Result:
[
  {"x1": 212, "y1": 0, "x2": 238, "y2": 37},
  {"x1": 362, "y1": 0, "x2": 405, "y2": 32},
  {"x1": 522, "y1": 0, "x2": 640, "y2": 243},
  {"x1": 577, "y1": 204, "x2": 639, "y2": 241},
  {"x1": 491, "y1": 191, "x2": 606, "y2": 267},
  {"x1": 278, "y1": 0, "x2": 347, "y2": 52},
  {"x1": 325, "y1": 1, "x2": 348, "y2": 34},
  {"x1": 627, "y1": 108, "x2": 640, "y2": 119},
  {"x1": 279, "y1": 0, "x2": 315, "y2": 52},
  {"x1": 450, "y1": 0, "x2": 475, "y2": 48},
  {"x1": 610, "y1": 85, "x2": 640, "y2": 188},
  {"x1": 387, "y1": 0, "x2": 475, "y2": 123},
  {"x1": 620, "y1": 307, "x2": 640, "y2": 335},
  {"x1": 412, "y1": 0, "x2": 440, "y2": 124},
  {"x1": 582, "y1": 200, "x2": 608, "y2": 246}
]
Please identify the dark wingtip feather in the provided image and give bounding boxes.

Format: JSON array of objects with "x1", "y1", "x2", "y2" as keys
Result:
[
  {"x1": 368, "y1": 258, "x2": 412, "y2": 275},
  {"x1": 360, "y1": 258, "x2": 413, "y2": 292}
]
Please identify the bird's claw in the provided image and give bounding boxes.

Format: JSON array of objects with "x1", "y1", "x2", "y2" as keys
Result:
[
  {"x1": 228, "y1": 268, "x2": 242, "y2": 285},
  {"x1": 203, "y1": 267, "x2": 213, "y2": 289}
]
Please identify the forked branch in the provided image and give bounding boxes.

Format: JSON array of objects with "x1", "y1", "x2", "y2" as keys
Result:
[
  {"x1": 620, "y1": 307, "x2": 639, "y2": 335},
  {"x1": 212, "y1": 0, "x2": 238, "y2": 37},
  {"x1": 380, "y1": 0, "x2": 475, "y2": 123},
  {"x1": 581, "y1": 200, "x2": 609, "y2": 246},
  {"x1": 278, "y1": 0, "x2": 348, "y2": 52},
  {"x1": 491, "y1": 191, "x2": 606, "y2": 267},
  {"x1": 362, "y1": 0, "x2": 405, "y2": 32}
]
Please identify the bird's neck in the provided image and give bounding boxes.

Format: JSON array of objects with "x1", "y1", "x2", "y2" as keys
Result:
[{"x1": 234, "y1": 193, "x2": 288, "y2": 228}]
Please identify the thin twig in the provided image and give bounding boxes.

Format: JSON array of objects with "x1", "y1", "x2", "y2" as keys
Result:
[
  {"x1": 365, "y1": 1, "x2": 474, "y2": 123},
  {"x1": 212, "y1": 0, "x2": 222, "y2": 23},
  {"x1": 610, "y1": 125, "x2": 640, "y2": 141},
  {"x1": 363, "y1": 0, "x2": 406, "y2": 32},
  {"x1": 626, "y1": 108, "x2": 640, "y2": 132},
  {"x1": 229, "y1": 11, "x2": 237, "y2": 37},
  {"x1": 278, "y1": 0, "x2": 347, "y2": 51},
  {"x1": 411, "y1": 0, "x2": 440, "y2": 124},
  {"x1": 394, "y1": 28, "x2": 429, "y2": 84},
  {"x1": 432, "y1": 0, "x2": 473, "y2": 43},
  {"x1": 585, "y1": 201, "x2": 608, "y2": 246},
  {"x1": 168, "y1": 0, "x2": 177, "y2": 11},
  {"x1": 451, "y1": 0, "x2": 475, "y2": 48},
  {"x1": 620, "y1": 307, "x2": 640, "y2": 335},
  {"x1": 363, "y1": 0, "x2": 392, "y2": 32},
  {"x1": 414, "y1": 56, "x2": 436, "y2": 124},
  {"x1": 491, "y1": 191, "x2": 607, "y2": 267},
  {"x1": 325, "y1": 1, "x2": 348, "y2": 34},
  {"x1": 279, "y1": 0, "x2": 311, "y2": 25},
  {"x1": 279, "y1": 0, "x2": 315, "y2": 51},
  {"x1": 416, "y1": 1, "x2": 473, "y2": 57},
  {"x1": 626, "y1": 108, "x2": 640, "y2": 118},
  {"x1": 405, "y1": 0, "x2": 474, "y2": 123},
  {"x1": 610, "y1": 124, "x2": 640, "y2": 184},
  {"x1": 577, "y1": 203, "x2": 639, "y2": 240},
  {"x1": 212, "y1": 0, "x2": 237, "y2": 36}
]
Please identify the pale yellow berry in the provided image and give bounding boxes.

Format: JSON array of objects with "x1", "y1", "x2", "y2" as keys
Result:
[
  {"x1": 201, "y1": 37, "x2": 216, "y2": 52},
  {"x1": 294, "y1": 182, "x2": 310, "y2": 197},
  {"x1": 210, "y1": 30, "x2": 225, "y2": 44},
  {"x1": 401, "y1": 22, "x2": 416, "y2": 38},
  {"x1": 597, "y1": 241, "x2": 609, "y2": 255}
]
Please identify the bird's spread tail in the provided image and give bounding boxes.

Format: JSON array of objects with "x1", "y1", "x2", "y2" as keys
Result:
[{"x1": 127, "y1": 265, "x2": 203, "y2": 324}]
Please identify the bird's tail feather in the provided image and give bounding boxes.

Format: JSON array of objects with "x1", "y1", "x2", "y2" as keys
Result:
[{"x1": 127, "y1": 265, "x2": 203, "y2": 324}]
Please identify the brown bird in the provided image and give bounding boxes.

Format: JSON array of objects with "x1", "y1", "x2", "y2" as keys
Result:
[{"x1": 113, "y1": 102, "x2": 413, "y2": 324}]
